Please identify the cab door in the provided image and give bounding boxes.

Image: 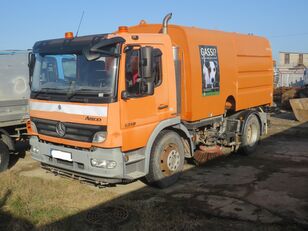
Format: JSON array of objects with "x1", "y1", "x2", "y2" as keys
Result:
[{"x1": 120, "y1": 45, "x2": 170, "y2": 151}]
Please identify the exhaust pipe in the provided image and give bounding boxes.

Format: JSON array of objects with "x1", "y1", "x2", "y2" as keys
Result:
[{"x1": 162, "y1": 13, "x2": 172, "y2": 34}]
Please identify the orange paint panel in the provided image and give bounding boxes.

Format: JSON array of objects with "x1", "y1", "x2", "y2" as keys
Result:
[
  {"x1": 235, "y1": 35, "x2": 271, "y2": 57},
  {"x1": 237, "y1": 73, "x2": 273, "y2": 89},
  {"x1": 237, "y1": 56, "x2": 272, "y2": 73},
  {"x1": 100, "y1": 102, "x2": 122, "y2": 148},
  {"x1": 121, "y1": 122, "x2": 158, "y2": 152},
  {"x1": 237, "y1": 86, "x2": 272, "y2": 110}
]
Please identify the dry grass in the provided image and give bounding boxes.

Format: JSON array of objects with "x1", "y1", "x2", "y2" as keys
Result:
[
  {"x1": 0, "y1": 158, "x2": 116, "y2": 230},
  {"x1": 0, "y1": 157, "x2": 208, "y2": 230}
]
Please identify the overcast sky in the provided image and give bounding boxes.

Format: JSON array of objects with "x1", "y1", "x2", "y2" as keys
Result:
[{"x1": 1, "y1": 0, "x2": 307, "y2": 60}]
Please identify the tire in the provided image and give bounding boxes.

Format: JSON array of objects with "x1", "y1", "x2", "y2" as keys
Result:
[
  {"x1": 0, "y1": 141, "x2": 10, "y2": 172},
  {"x1": 240, "y1": 113, "x2": 261, "y2": 155},
  {"x1": 145, "y1": 130, "x2": 185, "y2": 188}
]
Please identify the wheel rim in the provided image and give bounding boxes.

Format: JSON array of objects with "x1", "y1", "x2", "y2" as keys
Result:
[
  {"x1": 167, "y1": 149, "x2": 181, "y2": 171},
  {"x1": 246, "y1": 123, "x2": 258, "y2": 146},
  {"x1": 160, "y1": 143, "x2": 181, "y2": 176}
]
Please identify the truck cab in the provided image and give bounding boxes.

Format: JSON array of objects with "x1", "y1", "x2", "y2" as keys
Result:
[{"x1": 28, "y1": 28, "x2": 181, "y2": 186}]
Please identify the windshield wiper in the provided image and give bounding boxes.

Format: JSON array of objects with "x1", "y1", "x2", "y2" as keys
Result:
[
  {"x1": 32, "y1": 89, "x2": 46, "y2": 98},
  {"x1": 32, "y1": 88, "x2": 66, "y2": 98},
  {"x1": 66, "y1": 89, "x2": 104, "y2": 100}
]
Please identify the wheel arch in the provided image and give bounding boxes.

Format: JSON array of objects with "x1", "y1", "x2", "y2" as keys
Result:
[
  {"x1": 240, "y1": 110, "x2": 265, "y2": 136},
  {"x1": 225, "y1": 95, "x2": 236, "y2": 111},
  {"x1": 144, "y1": 117, "x2": 193, "y2": 174},
  {"x1": 170, "y1": 124, "x2": 194, "y2": 158}
]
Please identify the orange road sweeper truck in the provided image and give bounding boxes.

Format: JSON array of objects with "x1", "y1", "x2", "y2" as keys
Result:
[{"x1": 27, "y1": 14, "x2": 273, "y2": 188}]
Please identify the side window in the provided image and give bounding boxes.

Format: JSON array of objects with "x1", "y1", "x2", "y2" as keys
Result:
[
  {"x1": 125, "y1": 46, "x2": 162, "y2": 97},
  {"x1": 125, "y1": 48, "x2": 141, "y2": 95},
  {"x1": 124, "y1": 46, "x2": 163, "y2": 97}
]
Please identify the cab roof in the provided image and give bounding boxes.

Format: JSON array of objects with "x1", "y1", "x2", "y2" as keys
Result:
[{"x1": 33, "y1": 34, "x2": 108, "y2": 54}]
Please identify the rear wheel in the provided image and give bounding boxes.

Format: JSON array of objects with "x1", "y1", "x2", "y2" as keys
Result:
[
  {"x1": 240, "y1": 114, "x2": 261, "y2": 155},
  {"x1": 0, "y1": 141, "x2": 10, "y2": 172},
  {"x1": 146, "y1": 130, "x2": 185, "y2": 188}
]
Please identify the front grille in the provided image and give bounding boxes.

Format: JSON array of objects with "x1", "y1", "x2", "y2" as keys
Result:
[
  {"x1": 56, "y1": 158, "x2": 74, "y2": 167},
  {"x1": 31, "y1": 117, "x2": 106, "y2": 142}
]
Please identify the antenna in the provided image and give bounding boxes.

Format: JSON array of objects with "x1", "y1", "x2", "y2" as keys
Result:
[{"x1": 76, "y1": 11, "x2": 85, "y2": 37}]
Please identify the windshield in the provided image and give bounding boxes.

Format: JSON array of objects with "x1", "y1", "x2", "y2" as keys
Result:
[{"x1": 31, "y1": 53, "x2": 119, "y2": 102}]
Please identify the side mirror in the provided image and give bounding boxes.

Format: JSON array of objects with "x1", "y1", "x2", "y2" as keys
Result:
[
  {"x1": 140, "y1": 46, "x2": 153, "y2": 79},
  {"x1": 140, "y1": 46, "x2": 154, "y2": 95}
]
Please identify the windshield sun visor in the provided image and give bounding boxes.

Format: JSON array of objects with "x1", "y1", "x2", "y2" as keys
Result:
[
  {"x1": 33, "y1": 34, "x2": 125, "y2": 55},
  {"x1": 83, "y1": 37, "x2": 126, "y2": 61}
]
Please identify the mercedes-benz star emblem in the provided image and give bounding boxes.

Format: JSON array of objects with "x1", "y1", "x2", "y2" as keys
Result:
[{"x1": 56, "y1": 122, "x2": 66, "y2": 137}]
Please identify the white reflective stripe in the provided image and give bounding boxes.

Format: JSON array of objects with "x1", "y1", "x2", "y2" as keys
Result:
[{"x1": 30, "y1": 101, "x2": 107, "y2": 117}]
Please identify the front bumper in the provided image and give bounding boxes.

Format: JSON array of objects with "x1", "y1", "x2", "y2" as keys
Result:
[{"x1": 30, "y1": 136, "x2": 127, "y2": 182}]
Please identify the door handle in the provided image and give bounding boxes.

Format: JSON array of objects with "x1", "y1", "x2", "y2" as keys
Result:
[{"x1": 158, "y1": 104, "x2": 168, "y2": 110}]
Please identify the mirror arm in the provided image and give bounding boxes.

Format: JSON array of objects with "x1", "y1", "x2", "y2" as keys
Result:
[{"x1": 121, "y1": 90, "x2": 129, "y2": 100}]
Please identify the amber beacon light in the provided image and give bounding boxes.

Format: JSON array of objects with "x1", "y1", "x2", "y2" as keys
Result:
[
  {"x1": 65, "y1": 32, "x2": 74, "y2": 39},
  {"x1": 118, "y1": 26, "x2": 128, "y2": 33}
]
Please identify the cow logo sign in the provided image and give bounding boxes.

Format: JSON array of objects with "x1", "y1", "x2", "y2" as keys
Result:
[{"x1": 199, "y1": 45, "x2": 220, "y2": 96}]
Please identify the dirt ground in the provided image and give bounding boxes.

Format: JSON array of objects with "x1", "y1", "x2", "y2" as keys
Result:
[{"x1": 0, "y1": 111, "x2": 308, "y2": 230}]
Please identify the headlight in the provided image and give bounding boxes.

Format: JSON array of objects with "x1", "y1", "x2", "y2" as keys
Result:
[
  {"x1": 90, "y1": 159, "x2": 117, "y2": 169},
  {"x1": 92, "y1": 131, "x2": 107, "y2": 143},
  {"x1": 31, "y1": 146, "x2": 39, "y2": 154}
]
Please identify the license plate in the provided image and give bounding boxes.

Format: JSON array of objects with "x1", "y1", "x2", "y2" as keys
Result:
[{"x1": 51, "y1": 149, "x2": 72, "y2": 162}]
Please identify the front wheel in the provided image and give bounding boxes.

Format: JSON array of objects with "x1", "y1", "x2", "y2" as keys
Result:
[
  {"x1": 145, "y1": 130, "x2": 185, "y2": 188},
  {"x1": 0, "y1": 141, "x2": 10, "y2": 172},
  {"x1": 240, "y1": 113, "x2": 261, "y2": 155}
]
